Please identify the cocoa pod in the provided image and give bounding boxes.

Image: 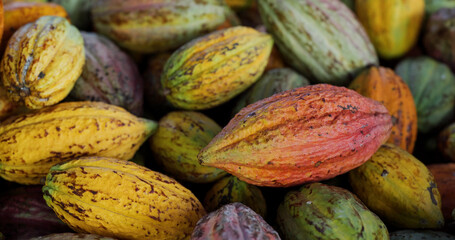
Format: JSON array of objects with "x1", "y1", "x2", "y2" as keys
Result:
[{"x1": 199, "y1": 84, "x2": 392, "y2": 187}]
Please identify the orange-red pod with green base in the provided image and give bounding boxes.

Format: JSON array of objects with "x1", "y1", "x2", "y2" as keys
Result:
[
  {"x1": 349, "y1": 66, "x2": 417, "y2": 153},
  {"x1": 199, "y1": 84, "x2": 392, "y2": 187},
  {"x1": 355, "y1": 0, "x2": 425, "y2": 59}
]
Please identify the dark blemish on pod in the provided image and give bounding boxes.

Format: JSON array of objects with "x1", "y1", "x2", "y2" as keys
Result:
[
  {"x1": 427, "y1": 182, "x2": 438, "y2": 205},
  {"x1": 381, "y1": 170, "x2": 388, "y2": 177},
  {"x1": 38, "y1": 72, "x2": 45, "y2": 79}
]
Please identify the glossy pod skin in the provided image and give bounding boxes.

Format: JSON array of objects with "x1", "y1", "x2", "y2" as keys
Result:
[
  {"x1": 355, "y1": 0, "x2": 424, "y2": 59},
  {"x1": 162, "y1": 26, "x2": 273, "y2": 110},
  {"x1": 43, "y1": 157, "x2": 206, "y2": 240},
  {"x1": 91, "y1": 0, "x2": 230, "y2": 54},
  {"x1": 0, "y1": 101, "x2": 157, "y2": 184},
  {"x1": 1, "y1": 16, "x2": 85, "y2": 109},
  {"x1": 258, "y1": 0, "x2": 378, "y2": 85},
  {"x1": 349, "y1": 143, "x2": 444, "y2": 229},
  {"x1": 349, "y1": 66, "x2": 417, "y2": 153},
  {"x1": 199, "y1": 84, "x2": 392, "y2": 187}
]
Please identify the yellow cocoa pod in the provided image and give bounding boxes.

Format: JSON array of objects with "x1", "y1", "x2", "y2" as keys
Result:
[
  {"x1": 355, "y1": 0, "x2": 424, "y2": 59},
  {"x1": 203, "y1": 175, "x2": 267, "y2": 218},
  {"x1": 349, "y1": 143, "x2": 444, "y2": 228},
  {"x1": 150, "y1": 111, "x2": 227, "y2": 183},
  {"x1": 162, "y1": 26, "x2": 273, "y2": 110},
  {"x1": 43, "y1": 157, "x2": 206, "y2": 240},
  {"x1": 0, "y1": 101, "x2": 157, "y2": 185},
  {"x1": 1, "y1": 16, "x2": 84, "y2": 109}
]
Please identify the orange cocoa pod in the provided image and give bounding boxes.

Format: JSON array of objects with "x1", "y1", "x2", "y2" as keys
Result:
[
  {"x1": 199, "y1": 84, "x2": 392, "y2": 187},
  {"x1": 427, "y1": 163, "x2": 455, "y2": 221},
  {"x1": 349, "y1": 66, "x2": 418, "y2": 153},
  {"x1": 1, "y1": 2, "x2": 68, "y2": 52}
]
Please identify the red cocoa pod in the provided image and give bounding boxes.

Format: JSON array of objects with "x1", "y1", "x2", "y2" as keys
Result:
[{"x1": 199, "y1": 84, "x2": 392, "y2": 187}]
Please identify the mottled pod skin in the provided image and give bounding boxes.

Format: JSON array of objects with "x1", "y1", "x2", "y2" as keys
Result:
[
  {"x1": 0, "y1": 101, "x2": 157, "y2": 185},
  {"x1": 439, "y1": 122, "x2": 455, "y2": 162},
  {"x1": 199, "y1": 84, "x2": 392, "y2": 187},
  {"x1": 427, "y1": 163, "x2": 455, "y2": 220},
  {"x1": 395, "y1": 57, "x2": 455, "y2": 133},
  {"x1": 30, "y1": 233, "x2": 116, "y2": 240},
  {"x1": 277, "y1": 183, "x2": 389, "y2": 240},
  {"x1": 1, "y1": 2, "x2": 68, "y2": 52},
  {"x1": 1, "y1": 16, "x2": 85, "y2": 109},
  {"x1": 349, "y1": 66, "x2": 417, "y2": 153},
  {"x1": 232, "y1": 68, "x2": 310, "y2": 116},
  {"x1": 258, "y1": 0, "x2": 378, "y2": 85},
  {"x1": 91, "y1": 0, "x2": 230, "y2": 54},
  {"x1": 43, "y1": 157, "x2": 206, "y2": 240},
  {"x1": 424, "y1": 8, "x2": 455, "y2": 72},
  {"x1": 0, "y1": 186, "x2": 70, "y2": 240},
  {"x1": 191, "y1": 203, "x2": 280, "y2": 240},
  {"x1": 162, "y1": 26, "x2": 273, "y2": 110},
  {"x1": 203, "y1": 175, "x2": 267, "y2": 218},
  {"x1": 349, "y1": 143, "x2": 444, "y2": 229},
  {"x1": 390, "y1": 230, "x2": 455, "y2": 240},
  {"x1": 150, "y1": 111, "x2": 227, "y2": 183},
  {"x1": 69, "y1": 32, "x2": 144, "y2": 116},
  {"x1": 355, "y1": 0, "x2": 424, "y2": 59}
]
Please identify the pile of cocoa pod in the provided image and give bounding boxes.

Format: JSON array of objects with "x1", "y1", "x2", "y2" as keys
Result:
[{"x1": 1, "y1": 0, "x2": 455, "y2": 239}]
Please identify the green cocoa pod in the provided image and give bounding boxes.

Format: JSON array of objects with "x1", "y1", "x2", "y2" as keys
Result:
[
  {"x1": 49, "y1": 0, "x2": 93, "y2": 30},
  {"x1": 277, "y1": 182, "x2": 389, "y2": 240},
  {"x1": 258, "y1": 0, "x2": 378, "y2": 85},
  {"x1": 150, "y1": 111, "x2": 227, "y2": 183},
  {"x1": 390, "y1": 230, "x2": 455, "y2": 240},
  {"x1": 395, "y1": 57, "x2": 455, "y2": 133},
  {"x1": 203, "y1": 175, "x2": 267, "y2": 218},
  {"x1": 231, "y1": 68, "x2": 310, "y2": 115},
  {"x1": 438, "y1": 122, "x2": 455, "y2": 162},
  {"x1": 425, "y1": 0, "x2": 455, "y2": 15}
]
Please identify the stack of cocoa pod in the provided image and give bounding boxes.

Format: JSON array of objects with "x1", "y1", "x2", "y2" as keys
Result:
[{"x1": 0, "y1": 0, "x2": 455, "y2": 239}]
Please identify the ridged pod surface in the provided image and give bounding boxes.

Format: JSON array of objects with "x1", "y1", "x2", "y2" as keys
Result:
[
  {"x1": 43, "y1": 157, "x2": 206, "y2": 240},
  {"x1": 162, "y1": 26, "x2": 273, "y2": 110},
  {"x1": 203, "y1": 175, "x2": 267, "y2": 218},
  {"x1": 349, "y1": 66, "x2": 417, "y2": 153},
  {"x1": 258, "y1": 0, "x2": 378, "y2": 85},
  {"x1": 199, "y1": 84, "x2": 392, "y2": 187},
  {"x1": 30, "y1": 233, "x2": 115, "y2": 240},
  {"x1": 69, "y1": 32, "x2": 143, "y2": 115},
  {"x1": 427, "y1": 163, "x2": 455, "y2": 220},
  {"x1": 390, "y1": 230, "x2": 455, "y2": 240},
  {"x1": 150, "y1": 111, "x2": 227, "y2": 183},
  {"x1": 0, "y1": 101, "x2": 157, "y2": 185},
  {"x1": 1, "y1": 16, "x2": 85, "y2": 109},
  {"x1": 0, "y1": 186, "x2": 70, "y2": 239},
  {"x1": 395, "y1": 57, "x2": 455, "y2": 133},
  {"x1": 191, "y1": 202, "x2": 280, "y2": 240},
  {"x1": 91, "y1": 0, "x2": 229, "y2": 53},
  {"x1": 355, "y1": 0, "x2": 424, "y2": 59},
  {"x1": 232, "y1": 68, "x2": 310, "y2": 116},
  {"x1": 1, "y1": 2, "x2": 68, "y2": 52},
  {"x1": 439, "y1": 122, "x2": 455, "y2": 162},
  {"x1": 276, "y1": 183, "x2": 389, "y2": 240},
  {"x1": 424, "y1": 8, "x2": 455, "y2": 72},
  {"x1": 349, "y1": 143, "x2": 444, "y2": 228}
]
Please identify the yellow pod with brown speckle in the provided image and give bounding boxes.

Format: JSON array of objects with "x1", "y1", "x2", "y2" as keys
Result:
[
  {"x1": 162, "y1": 26, "x2": 273, "y2": 110},
  {"x1": 0, "y1": 101, "x2": 157, "y2": 185},
  {"x1": 1, "y1": 15, "x2": 84, "y2": 109},
  {"x1": 349, "y1": 143, "x2": 444, "y2": 229},
  {"x1": 43, "y1": 157, "x2": 206, "y2": 240}
]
